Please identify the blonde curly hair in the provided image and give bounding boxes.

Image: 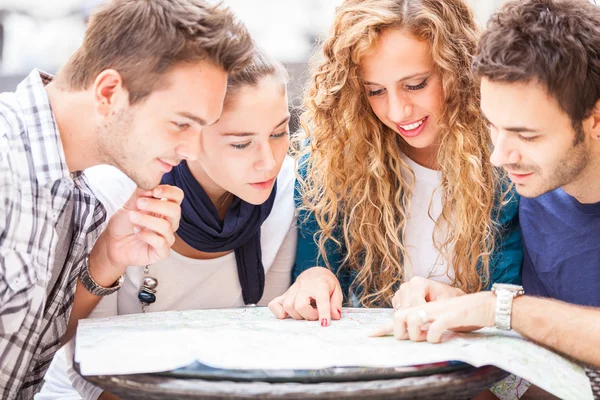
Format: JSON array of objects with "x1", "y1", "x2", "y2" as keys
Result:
[{"x1": 298, "y1": 0, "x2": 509, "y2": 307}]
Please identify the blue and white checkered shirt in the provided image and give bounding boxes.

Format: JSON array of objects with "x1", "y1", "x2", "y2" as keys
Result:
[{"x1": 0, "y1": 70, "x2": 107, "y2": 399}]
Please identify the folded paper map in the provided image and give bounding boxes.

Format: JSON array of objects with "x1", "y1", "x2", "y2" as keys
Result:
[{"x1": 75, "y1": 307, "x2": 593, "y2": 399}]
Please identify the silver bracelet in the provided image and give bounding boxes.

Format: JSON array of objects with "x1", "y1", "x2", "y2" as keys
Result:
[{"x1": 79, "y1": 255, "x2": 124, "y2": 296}]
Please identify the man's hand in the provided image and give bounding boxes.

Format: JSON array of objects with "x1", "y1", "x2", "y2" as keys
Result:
[
  {"x1": 392, "y1": 276, "x2": 466, "y2": 309},
  {"x1": 89, "y1": 185, "x2": 184, "y2": 287},
  {"x1": 373, "y1": 291, "x2": 496, "y2": 342},
  {"x1": 268, "y1": 267, "x2": 343, "y2": 327}
]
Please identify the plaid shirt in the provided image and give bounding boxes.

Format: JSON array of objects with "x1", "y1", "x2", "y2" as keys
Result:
[
  {"x1": 0, "y1": 70, "x2": 106, "y2": 399},
  {"x1": 588, "y1": 367, "x2": 600, "y2": 399}
]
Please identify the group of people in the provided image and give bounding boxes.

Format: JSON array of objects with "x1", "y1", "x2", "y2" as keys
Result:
[{"x1": 0, "y1": 0, "x2": 598, "y2": 399}]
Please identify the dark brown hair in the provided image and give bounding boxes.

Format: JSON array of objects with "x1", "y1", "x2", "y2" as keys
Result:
[
  {"x1": 474, "y1": 0, "x2": 600, "y2": 137},
  {"x1": 60, "y1": 0, "x2": 254, "y2": 104}
]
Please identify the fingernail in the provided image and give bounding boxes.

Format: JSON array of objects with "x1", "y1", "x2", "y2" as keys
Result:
[
  {"x1": 129, "y1": 211, "x2": 141, "y2": 222},
  {"x1": 337, "y1": 309, "x2": 342, "y2": 317},
  {"x1": 321, "y1": 318, "x2": 328, "y2": 327},
  {"x1": 137, "y1": 198, "x2": 148, "y2": 209},
  {"x1": 133, "y1": 226, "x2": 141, "y2": 234},
  {"x1": 154, "y1": 187, "x2": 163, "y2": 196}
]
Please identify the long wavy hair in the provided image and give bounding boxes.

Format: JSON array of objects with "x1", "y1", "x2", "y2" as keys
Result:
[{"x1": 298, "y1": 0, "x2": 509, "y2": 307}]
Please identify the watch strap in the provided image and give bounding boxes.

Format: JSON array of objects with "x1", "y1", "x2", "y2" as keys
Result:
[{"x1": 79, "y1": 255, "x2": 124, "y2": 296}]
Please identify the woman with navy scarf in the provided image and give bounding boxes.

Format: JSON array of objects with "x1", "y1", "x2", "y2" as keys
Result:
[{"x1": 38, "y1": 49, "x2": 296, "y2": 400}]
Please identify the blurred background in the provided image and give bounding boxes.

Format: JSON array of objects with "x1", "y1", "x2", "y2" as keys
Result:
[{"x1": 0, "y1": 0, "x2": 509, "y2": 130}]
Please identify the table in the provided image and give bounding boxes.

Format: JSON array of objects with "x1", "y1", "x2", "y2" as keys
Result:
[{"x1": 80, "y1": 364, "x2": 508, "y2": 399}]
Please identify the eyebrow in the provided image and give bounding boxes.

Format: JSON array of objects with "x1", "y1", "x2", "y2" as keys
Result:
[
  {"x1": 176, "y1": 111, "x2": 216, "y2": 127},
  {"x1": 221, "y1": 115, "x2": 291, "y2": 137},
  {"x1": 482, "y1": 113, "x2": 539, "y2": 133},
  {"x1": 363, "y1": 71, "x2": 430, "y2": 86}
]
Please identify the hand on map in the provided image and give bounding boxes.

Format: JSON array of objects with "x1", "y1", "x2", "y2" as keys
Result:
[
  {"x1": 392, "y1": 277, "x2": 466, "y2": 309},
  {"x1": 89, "y1": 185, "x2": 184, "y2": 286},
  {"x1": 373, "y1": 291, "x2": 496, "y2": 342},
  {"x1": 268, "y1": 266, "x2": 343, "y2": 326}
]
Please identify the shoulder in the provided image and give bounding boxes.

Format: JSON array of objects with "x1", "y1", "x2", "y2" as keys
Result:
[
  {"x1": 0, "y1": 98, "x2": 33, "y2": 224},
  {"x1": 0, "y1": 93, "x2": 30, "y2": 187},
  {"x1": 84, "y1": 165, "x2": 136, "y2": 217},
  {"x1": 494, "y1": 183, "x2": 520, "y2": 226}
]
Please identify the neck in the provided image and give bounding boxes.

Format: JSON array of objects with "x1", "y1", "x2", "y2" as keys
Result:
[
  {"x1": 404, "y1": 143, "x2": 439, "y2": 170},
  {"x1": 186, "y1": 161, "x2": 231, "y2": 215},
  {"x1": 45, "y1": 80, "x2": 101, "y2": 173},
  {"x1": 563, "y1": 147, "x2": 600, "y2": 204}
]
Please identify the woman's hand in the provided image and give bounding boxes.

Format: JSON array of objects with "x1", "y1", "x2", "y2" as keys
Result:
[
  {"x1": 268, "y1": 267, "x2": 343, "y2": 327},
  {"x1": 392, "y1": 276, "x2": 466, "y2": 310}
]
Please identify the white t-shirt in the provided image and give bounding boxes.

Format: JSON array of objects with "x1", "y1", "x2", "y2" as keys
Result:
[
  {"x1": 400, "y1": 154, "x2": 454, "y2": 285},
  {"x1": 37, "y1": 156, "x2": 297, "y2": 400}
]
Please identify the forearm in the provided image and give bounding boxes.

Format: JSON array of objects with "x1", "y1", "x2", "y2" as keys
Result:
[
  {"x1": 62, "y1": 243, "x2": 124, "y2": 345},
  {"x1": 512, "y1": 296, "x2": 600, "y2": 367}
]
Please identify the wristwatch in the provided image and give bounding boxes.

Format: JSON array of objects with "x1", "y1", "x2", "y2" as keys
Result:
[
  {"x1": 79, "y1": 255, "x2": 124, "y2": 296},
  {"x1": 491, "y1": 283, "x2": 524, "y2": 330}
]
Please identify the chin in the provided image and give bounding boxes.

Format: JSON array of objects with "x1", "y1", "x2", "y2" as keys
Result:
[
  {"x1": 242, "y1": 193, "x2": 271, "y2": 206},
  {"x1": 514, "y1": 184, "x2": 547, "y2": 199},
  {"x1": 133, "y1": 172, "x2": 164, "y2": 191}
]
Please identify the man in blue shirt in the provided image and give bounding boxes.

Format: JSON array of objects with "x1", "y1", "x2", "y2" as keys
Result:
[{"x1": 377, "y1": 0, "x2": 600, "y2": 396}]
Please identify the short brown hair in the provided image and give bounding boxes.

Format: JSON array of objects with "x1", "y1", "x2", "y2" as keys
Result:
[
  {"x1": 60, "y1": 0, "x2": 254, "y2": 104},
  {"x1": 474, "y1": 0, "x2": 600, "y2": 129}
]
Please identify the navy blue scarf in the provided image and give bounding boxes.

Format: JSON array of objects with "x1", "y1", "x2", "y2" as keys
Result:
[{"x1": 161, "y1": 161, "x2": 277, "y2": 304}]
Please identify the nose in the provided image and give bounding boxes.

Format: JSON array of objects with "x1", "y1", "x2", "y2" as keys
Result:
[
  {"x1": 254, "y1": 142, "x2": 276, "y2": 172},
  {"x1": 175, "y1": 132, "x2": 202, "y2": 161},
  {"x1": 387, "y1": 91, "x2": 414, "y2": 123},
  {"x1": 490, "y1": 131, "x2": 521, "y2": 167}
]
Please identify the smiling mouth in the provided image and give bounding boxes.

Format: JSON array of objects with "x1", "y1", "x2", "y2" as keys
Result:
[{"x1": 398, "y1": 117, "x2": 427, "y2": 131}]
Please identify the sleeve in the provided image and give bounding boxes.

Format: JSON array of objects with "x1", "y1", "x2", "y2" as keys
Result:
[
  {"x1": 292, "y1": 159, "x2": 344, "y2": 282},
  {"x1": 64, "y1": 294, "x2": 119, "y2": 399},
  {"x1": 258, "y1": 223, "x2": 297, "y2": 305},
  {"x1": 487, "y1": 186, "x2": 523, "y2": 287}
]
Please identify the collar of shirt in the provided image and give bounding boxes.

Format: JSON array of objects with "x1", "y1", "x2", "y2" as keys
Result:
[{"x1": 15, "y1": 69, "x2": 82, "y2": 188}]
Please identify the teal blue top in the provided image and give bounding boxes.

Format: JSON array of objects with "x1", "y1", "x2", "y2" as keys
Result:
[{"x1": 293, "y1": 162, "x2": 523, "y2": 300}]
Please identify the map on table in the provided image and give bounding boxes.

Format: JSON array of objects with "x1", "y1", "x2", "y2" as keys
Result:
[{"x1": 75, "y1": 307, "x2": 593, "y2": 400}]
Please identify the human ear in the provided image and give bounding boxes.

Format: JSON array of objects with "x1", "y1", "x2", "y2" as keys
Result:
[{"x1": 93, "y1": 69, "x2": 128, "y2": 116}]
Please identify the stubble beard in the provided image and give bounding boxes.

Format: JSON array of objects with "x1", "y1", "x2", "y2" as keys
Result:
[
  {"x1": 520, "y1": 140, "x2": 591, "y2": 198},
  {"x1": 97, "y1": 109, "x2": 160, "y2": 191}
]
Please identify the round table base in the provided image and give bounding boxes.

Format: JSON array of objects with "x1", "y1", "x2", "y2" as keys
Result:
[{"x1": 84, "y1": 365, "x2": 508, "y2": 400}]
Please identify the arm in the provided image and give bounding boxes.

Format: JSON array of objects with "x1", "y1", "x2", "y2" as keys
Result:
[
  {"x1": 268, "y1": 159, "x2": 344, "y2": 324},
  {"x1": 48, "y1": 294, "x2": 119, "y2": 400},
  {"x1": 63, "y1": 184, "x2": 183, "y2": 344},
  {"x1": 293, "y1": 159, "x2": 344, "y2": 281},
  {"x1": 62, "y1": 167, "x2": 137, "y2": 344},
  {"x1": 0, "y1": 179, "x2": 36, "y2": 336},
  {"x1": 392, "y1": 186, "x2": 524, "y2": 309},
  {"x1": 511, "y1": 295, "x2": 600, "y2": 367},
  {"x1": 258, "y1": 224, "x2": 297, "y2": 305},
  {"x1": 377, "y1": 291, "x2": 600, "y2": 368}
]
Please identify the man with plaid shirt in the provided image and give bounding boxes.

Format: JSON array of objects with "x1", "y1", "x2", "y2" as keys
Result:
[{"x1": 0, "y1": 1, "x2": 253, "y2": 398}]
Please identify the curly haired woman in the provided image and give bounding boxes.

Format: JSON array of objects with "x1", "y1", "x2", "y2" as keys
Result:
[{"x1": 269, "y1": 0, "x2": 522, "y2": 326}]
